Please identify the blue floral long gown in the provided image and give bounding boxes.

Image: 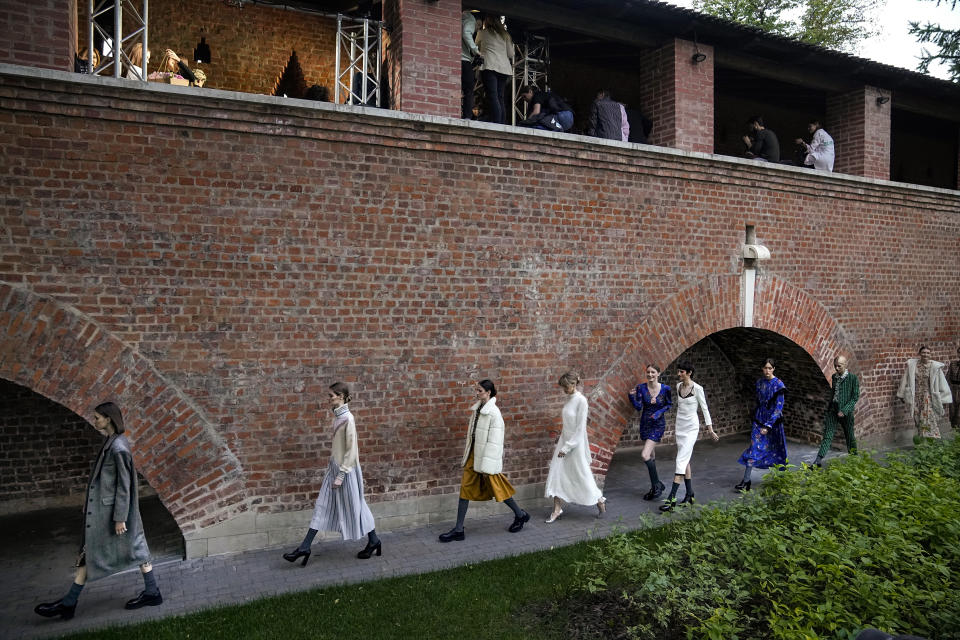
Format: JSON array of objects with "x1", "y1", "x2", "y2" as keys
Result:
[{"x1": 738, "y1": 377, "x2": 787, "y2": 468}]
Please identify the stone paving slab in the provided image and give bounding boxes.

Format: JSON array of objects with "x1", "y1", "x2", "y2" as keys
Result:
[{"x1": 3, "y1": 435, "x2": 829, "y2": 640}]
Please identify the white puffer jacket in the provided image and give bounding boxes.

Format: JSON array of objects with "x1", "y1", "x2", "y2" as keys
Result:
[{"x1": 461, "y1": 397, "x2": 505, "y2": 475}]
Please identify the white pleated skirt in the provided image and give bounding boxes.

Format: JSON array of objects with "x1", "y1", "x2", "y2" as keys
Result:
[{"x1": 309, "y1": 459, "x2": 376, "y2": 540}]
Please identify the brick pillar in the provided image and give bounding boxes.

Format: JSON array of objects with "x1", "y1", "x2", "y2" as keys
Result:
[
  {"x1": 0, "y1": 0, "x2": 77, "y2": 71},
  {"x1": 826, "y1": 86, "x2": 891, "y2": 180},
  {"x1": 637, "y1": 38, "x2": 713, "y2": 153},
  {"x1": 382, "y1": 0, "x2": 460, "y2": 117}
]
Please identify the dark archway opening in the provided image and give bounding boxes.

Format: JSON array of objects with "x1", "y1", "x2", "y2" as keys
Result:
[
  {"x1": 614, "y1": 328, "x2": 834, "y2": 475},
  {"x1": 0, "y1": 379, "x2": 185, "y2": 571}
]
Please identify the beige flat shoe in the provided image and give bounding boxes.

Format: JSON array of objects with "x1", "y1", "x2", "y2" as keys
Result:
[{"x1": 545, "y1": 509, "x2": 563, "y2": 523}]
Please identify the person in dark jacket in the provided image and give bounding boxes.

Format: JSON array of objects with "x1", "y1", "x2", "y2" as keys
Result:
[
  {"x1": 34, "y1": 402, "x2": 161, "y2": 620},
  {"x1": 588, "y1": 89, "x2": 627, "y2": 141},
  {"x1": 517, "y1": 85, "x2": 574, "y2": 132},
  {"x1": 743, "y1": 115, "x2": 780, "y2": 162}
]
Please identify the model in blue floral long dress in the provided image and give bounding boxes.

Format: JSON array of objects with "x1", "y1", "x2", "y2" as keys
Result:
[{"x1": 736, "y1": 376, "x2": 787, "y2": 490}]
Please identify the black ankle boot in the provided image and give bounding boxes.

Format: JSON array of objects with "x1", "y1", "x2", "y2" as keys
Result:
[
  {"x1": 357, "y1": 540, "x2": 382, "y2": 559},
  {"x1": 679, "y1": 493, "x2": 695, "y2": 505},
  {"x1": 643, "y1": 481, "x2": 665, "y2": 501},
  {"x1": 282, "y1": 548, "x2": 311, "y2": 566},
  {"x1": 734, "y1": 480, "x2": 751, "y2": 492}
]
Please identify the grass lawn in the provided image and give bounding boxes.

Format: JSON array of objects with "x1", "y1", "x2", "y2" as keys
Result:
[{"x1": 61, "y1": 526, "x2": 672, "y2": 640}]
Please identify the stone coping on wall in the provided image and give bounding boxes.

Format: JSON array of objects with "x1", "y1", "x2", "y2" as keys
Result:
[{"x1": 2, "y1": 63, "x2": 958, "y2": 201}]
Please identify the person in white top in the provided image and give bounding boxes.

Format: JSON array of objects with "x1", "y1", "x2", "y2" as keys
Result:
[
  {"x1": 795, "y1": 119, "x2": 835, "y2": 172},
  {"x1": 659, "y1": 362, "x2": 718, "y2": 512},
  {"x1": 545, "y1": 371, "x2": 606, "y2": 523},
  {"x1": 475, "y1": 15, "x2": 514, "y2": 124}
]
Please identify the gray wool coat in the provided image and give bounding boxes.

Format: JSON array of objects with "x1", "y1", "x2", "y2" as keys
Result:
[{"x1": 82, "y1": 434, "x2": 151, "y2": 582}]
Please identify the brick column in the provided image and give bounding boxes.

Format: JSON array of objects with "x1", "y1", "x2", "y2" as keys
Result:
[
  {"x1": 0, "y1": 0, "x2": 77, "y2": 71},
  {"x1": 637, "y1": 38, "x2": 713, "y2": 153},
  {"x1": 382, "y1": 0, "x2": 460, "y2": 117},
  {"x1": 826, "y1": 86, "x2": 891, "y2": 180}
]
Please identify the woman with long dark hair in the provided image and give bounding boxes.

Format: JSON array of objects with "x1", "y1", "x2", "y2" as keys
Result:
[
  {"x1": 735, "y1": 359, "x2": 787, "y2": 491},
  {"x1": 438, "y1": 379, "x2": 529, "y2": 541},
  {"x1": 283, "y1": 382, "x2": 381, "y2": 565},
  {"x1": 34, "y1": 402, "x2": 161, "y2": 620}
]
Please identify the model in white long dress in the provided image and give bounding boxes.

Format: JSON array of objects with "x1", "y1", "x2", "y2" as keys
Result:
[
  {"x1": 545, "y1": 391, "x2": 603, "y2": 505},
  {"x1": 673, "y1": 383, "x2": 713, "y2": 475}
]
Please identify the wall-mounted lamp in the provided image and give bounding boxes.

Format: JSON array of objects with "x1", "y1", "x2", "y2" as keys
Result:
[
  {"x1": 691, "y1": 52, "x2": 707, "y2": 63},
  {"x1": 876, "y1": 95, "x2": 890, "y2": 105},
  {"x1": 194, "y1": 36, "x2": 211, "y2": 64}
]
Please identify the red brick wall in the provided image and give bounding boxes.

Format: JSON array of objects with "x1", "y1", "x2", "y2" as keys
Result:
[
  {"x1": 384, "y1": 0, "x2": 459, "y2": 116},
  {"x1": 0, "y1": 70, "x2": 957, "y2": 535},
  {"x1": 75, "y1": 0, "x2": 337, "y2": 96},
  {"x1": 638, "y1": 38, "x2": 713, "y2": 152},
  {"x1": 0, "y1": 378, "x2": 101, "y2": 512},
  {"x1": 827, "y1": 85, "x2": 891, "y2": 180},
  {"x1": 0, "y1": 0, "x2": 76, "y2": 71}
]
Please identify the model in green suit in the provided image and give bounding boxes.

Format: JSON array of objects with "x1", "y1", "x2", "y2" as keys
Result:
[{"x1": 815, "y1": 356, "x2": 859, "y2": 466}]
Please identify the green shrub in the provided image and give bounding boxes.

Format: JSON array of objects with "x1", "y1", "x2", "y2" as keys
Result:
[{"x1": 573, "y1": 438, "x2": 960, "y2": 640}]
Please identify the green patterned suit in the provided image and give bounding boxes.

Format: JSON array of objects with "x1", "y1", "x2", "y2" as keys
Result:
[{"x1": 817, "y1": 372, "x2": 860, "y2": 459}]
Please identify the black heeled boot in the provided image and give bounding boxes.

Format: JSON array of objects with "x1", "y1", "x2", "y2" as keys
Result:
[
  {"x1": 282, "y1": 548, "x2": 311, "y2": 566},
  {"x1": 733, "y1": 480, "x2": 751, "y2": 492},
  {"x1": 679, "y1": 493, "x2": 695, "y2": 505},
  {"x1": 643, "y1": 482, "x2": 665, "y2": 501},
  {"x1": 357, "y1": 540, "x2": 382, "y2": 559}
]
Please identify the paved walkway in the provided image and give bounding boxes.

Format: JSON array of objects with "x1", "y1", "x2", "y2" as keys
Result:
[{"x1": 4, "y1": 435, "x2": 830, "y2": 639}]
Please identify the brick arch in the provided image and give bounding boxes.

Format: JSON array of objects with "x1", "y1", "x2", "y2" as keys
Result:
[
  {"x1": 0, "y1": 283, "x2": 246, "y2": 534},
  {"x1": 587, "y1": 274, "x2": 856, "y2": 474}
]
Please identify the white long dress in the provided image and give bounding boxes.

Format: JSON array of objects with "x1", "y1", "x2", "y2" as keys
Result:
[
  {"x1": 673, "y1": 382, "x2": 712, "y2": 475},
  {"x1": 544, "y1": 391, "x2": 603, "y2": 505}
]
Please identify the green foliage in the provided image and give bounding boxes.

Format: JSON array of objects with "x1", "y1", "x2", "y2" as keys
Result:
[
  {"x1": 910, "y1": 0, "x2": 960, "y2": 82},
  {"x1": 574, "y1": 439, "x2": 960, "y2": 639},
  {"x1": 694, "y1": 0, "x2": 881, "y2": 52}
]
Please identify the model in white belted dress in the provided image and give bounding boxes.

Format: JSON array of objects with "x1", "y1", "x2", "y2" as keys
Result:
[
  {"x1": 660, "y1": 363, "x2": 718, "y2": 512},
  {"x1": 545, "y1": 371, "x2": 606, "y2": 523}
]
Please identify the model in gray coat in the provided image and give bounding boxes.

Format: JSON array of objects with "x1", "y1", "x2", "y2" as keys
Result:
[{"x1": 34, "y1": 402, "x2": 162, "y2": 620}]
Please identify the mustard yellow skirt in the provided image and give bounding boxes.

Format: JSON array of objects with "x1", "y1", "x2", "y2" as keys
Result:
[{"x1": 459, "y1": 452, "x2": 516, "y2": 502}]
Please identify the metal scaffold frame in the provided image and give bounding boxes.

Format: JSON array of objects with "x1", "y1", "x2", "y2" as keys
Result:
[
  {"x1": 512, "y1": 33, "x2": 549, "y2": 124},
  {"x1": 335, "y1": 14, "x2": 383, "y2": 107},
  {"x1": 87, "y1": 0, "x2": 148, "y2": 80}
]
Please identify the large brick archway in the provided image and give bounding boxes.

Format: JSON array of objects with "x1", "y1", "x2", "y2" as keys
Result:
[
  {"x1": 586, "y1": 274, "x2": 858, "y2": 474},
  {"x1": 0, "y1": 283, "x2": 246, "y2": 535}
]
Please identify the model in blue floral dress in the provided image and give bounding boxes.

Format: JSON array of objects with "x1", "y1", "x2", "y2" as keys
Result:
[
  {"x1": 735, "y1": 359, "x2": 787, "y2": 491},
  {"x1": 629, "y1": 365, "x2": 673, "y2": 500}
]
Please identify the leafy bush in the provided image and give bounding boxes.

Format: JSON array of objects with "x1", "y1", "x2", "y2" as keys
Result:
[{"x1": 573, "y1": 438, "x2": 960, "y2": 640}]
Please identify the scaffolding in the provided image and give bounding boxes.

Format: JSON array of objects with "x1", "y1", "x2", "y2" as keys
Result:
[
  {"x1": 335, "y1": 15, "x2": 383, "y2": 107},
  {"x1": 86, "y1": 0, "x2": 148, "y2": 80},
  {"x1": 511, "y1": 33, "x2": 549, "y2": 124}
]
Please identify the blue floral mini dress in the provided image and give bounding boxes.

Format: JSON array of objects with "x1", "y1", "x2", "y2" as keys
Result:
[{"x1": 630, "y1": 383, "x2": 673, "y2": 442}]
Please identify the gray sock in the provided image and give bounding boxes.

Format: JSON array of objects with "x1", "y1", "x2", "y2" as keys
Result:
[
  {"x1": 298, "y1": 528, "x2": 318, "y2": 552},
  {"x1": 142, "y1": 569, "x2": 159, "y2": 596},
  {"x1": 503, "y1": 497, "x2": 523, "y2": 518},
  {"x1": 454, "y1": 498, "x2": 469, "y2": 532},
  {"x1": 644, "y1": 458, "x2": 660, "y2": 486},
  {"x1": 62, "y1": 582, "x2": 84, "y2": 607}
]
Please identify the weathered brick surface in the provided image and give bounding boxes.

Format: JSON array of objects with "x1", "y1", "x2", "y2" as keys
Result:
[
  {"x1": 827, "y1": 85, "x2": 891, "y2": 180},
  {"x1": 384, "y1": 0, "x2": 460, "y2": 116},
  {"x1": 0, "y1": 0, "x2": 76, "y2": 72},
  {"x1": 638, "y1": 38, "x2": 713, "y2": 153},
  {"x1": 0, "y1": 69, "x2": 957, "y2": 540}
]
